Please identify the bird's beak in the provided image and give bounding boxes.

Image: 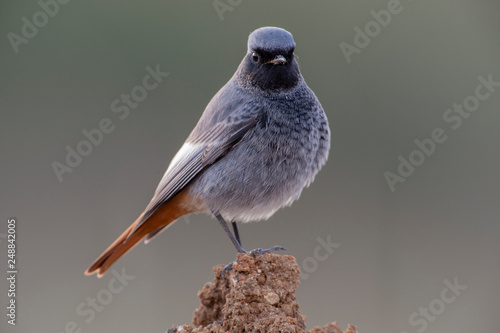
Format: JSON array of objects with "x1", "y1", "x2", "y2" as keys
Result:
[{"x1": 266, "y1": 55, "x2": 287, "y2": 65}]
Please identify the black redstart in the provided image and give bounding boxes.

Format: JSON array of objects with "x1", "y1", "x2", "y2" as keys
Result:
[{"x1": 86, "y1": 27, "x2": 330, "y2": 277}]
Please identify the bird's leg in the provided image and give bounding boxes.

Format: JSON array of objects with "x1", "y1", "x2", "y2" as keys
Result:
[
  {"x1": 213, "y1": 210, "x2": 287, "y2": 279},
  {"x1": 213, "y1": 210, "x2": 246, "y2": 253},
  {"x1": 231, "y1": 221, "x2": 241, "y2": 246}
]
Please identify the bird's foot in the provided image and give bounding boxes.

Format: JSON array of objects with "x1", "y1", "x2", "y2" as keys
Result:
[
  {"x1": 249, "y1": 245, "x2": 288, "y2": 257},
  {"x1": 221, "y1": 245, "x2": 288, "y2": 279}
]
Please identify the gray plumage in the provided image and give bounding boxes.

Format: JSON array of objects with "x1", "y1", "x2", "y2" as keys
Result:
[
  {"x1": 85, "y1": 27, "x2": 331, "y2": 278},
  {"x1": 137, "y1": 26, "x2": 330, "y2": 237}
]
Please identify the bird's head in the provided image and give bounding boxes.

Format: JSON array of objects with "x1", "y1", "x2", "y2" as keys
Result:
[{"x1": 238, "y1": 27, "x2": 301, "y2": 92}]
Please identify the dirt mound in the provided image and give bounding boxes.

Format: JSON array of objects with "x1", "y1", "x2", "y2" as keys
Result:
[{"x1": 168, "y1": 253, "x2": 356, "y2": 333}]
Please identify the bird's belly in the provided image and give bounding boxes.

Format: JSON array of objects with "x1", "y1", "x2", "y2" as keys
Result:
[{"x1": 189, "y1": 136, "x2": 312, "y2": 222}]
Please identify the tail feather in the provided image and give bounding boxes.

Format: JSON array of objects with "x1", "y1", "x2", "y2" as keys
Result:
[{"x1": 85, "y1": 189, "x2": 196, "y2": 278}]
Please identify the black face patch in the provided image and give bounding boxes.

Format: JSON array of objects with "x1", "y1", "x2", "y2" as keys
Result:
[{"x1": 243, "y1": 50, "x2": 300, "y2": 92}]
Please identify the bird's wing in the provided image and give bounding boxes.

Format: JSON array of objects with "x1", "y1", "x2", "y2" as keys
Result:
[{"x1": 130, "y1": 90, "x2": 261, "y2": 237}]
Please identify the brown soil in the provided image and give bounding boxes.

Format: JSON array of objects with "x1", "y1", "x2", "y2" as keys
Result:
[{"x1": 168, "y1": 253, "x2": 356, "y2": 333}]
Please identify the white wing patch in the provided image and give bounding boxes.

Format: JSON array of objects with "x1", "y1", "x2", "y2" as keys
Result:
[
  {"x1": 166, "y1": 142, "x2": 198, "y2": 174},
  {"x1": 153, "y1": 142, "x2": 203, "y2": 198}
]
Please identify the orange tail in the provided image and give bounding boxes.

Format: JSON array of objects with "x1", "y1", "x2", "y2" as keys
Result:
[{"x1": 85, "y1": 189, "x2": 197, "y2": 278}]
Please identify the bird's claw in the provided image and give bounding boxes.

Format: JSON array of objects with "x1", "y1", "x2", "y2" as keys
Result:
[
  {"x1": 221, "y1": 261, "x2": 234, "y2": 280},
  {"x1": 249, "y1": 246, "x2": 288, "y2": 257}
]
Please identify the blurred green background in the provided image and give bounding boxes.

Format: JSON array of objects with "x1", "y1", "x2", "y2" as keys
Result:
[{"x1": 1, "y1": 1, "x2": 499, "y2": 332}]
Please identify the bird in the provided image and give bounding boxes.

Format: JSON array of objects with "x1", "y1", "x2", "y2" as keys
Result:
[{"x1": 85, "y1": 27, "x2": 330, "y2": 278}]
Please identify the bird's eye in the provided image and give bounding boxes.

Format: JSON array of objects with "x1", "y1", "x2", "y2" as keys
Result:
[{"x1": 252, "y1": 52, "x2": 259, "y2": 62}]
